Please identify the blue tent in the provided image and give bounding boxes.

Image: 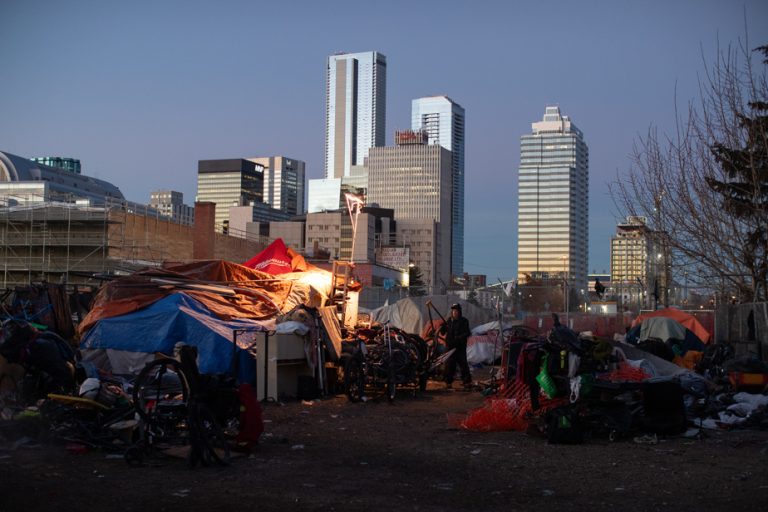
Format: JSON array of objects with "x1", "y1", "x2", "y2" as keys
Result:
[{"x1": 80, "y1": 293, "x2": 269, "y2": 383}]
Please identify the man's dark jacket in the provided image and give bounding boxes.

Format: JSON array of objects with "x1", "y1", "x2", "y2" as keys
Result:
[{"x1": 444, "y1": 316, "x2": 471, "y2": 348}]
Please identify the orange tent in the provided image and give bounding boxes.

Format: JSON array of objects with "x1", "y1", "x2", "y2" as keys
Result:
[{"x1": 631, "y1": 307, "x2": 711, "y2": 344}]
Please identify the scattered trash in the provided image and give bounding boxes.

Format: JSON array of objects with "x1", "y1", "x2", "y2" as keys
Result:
[
  {"x1": 291, "y1": 444, "x2": 305, "y2": 450},
  {"x1": 633, "y1": 434, "x2": 658, "y2": 445},
  {"x1": 542, "y1": 489, "x2": 555, "y2": 497},
  {"x1": 470, "y1": 449, "x2": 482, "y2": 455},
  {"x1": 301, "y1": 400, "x2": 314, "y2": 406},
  {"x1": 681, "y1": 428, "x2": 702, "y2": 439},
  {"x1": 171, "y1": 489, "x2": 190, "y2": 498}
]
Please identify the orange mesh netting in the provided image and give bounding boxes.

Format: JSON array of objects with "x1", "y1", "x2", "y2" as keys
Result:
[
  {"x1": 448, "y1": 379, "x2": 567, "y2": 432},
  {"x1": 598, "y1": 361, "x2": 651, "y2": 382}
]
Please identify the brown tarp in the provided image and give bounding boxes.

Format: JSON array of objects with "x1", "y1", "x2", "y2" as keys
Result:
[{"x1": 79, "y1": 260, "x2": 318, "y2": 336}]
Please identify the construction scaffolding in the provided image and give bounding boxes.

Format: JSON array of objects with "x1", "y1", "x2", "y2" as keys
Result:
[{"x1": 0, "y1": 199, "x2": 188, "y2": 289}]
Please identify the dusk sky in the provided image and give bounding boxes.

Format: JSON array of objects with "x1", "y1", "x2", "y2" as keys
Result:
[{"x1": 2, "y1": 1, "x2": 767, "y2": 281}]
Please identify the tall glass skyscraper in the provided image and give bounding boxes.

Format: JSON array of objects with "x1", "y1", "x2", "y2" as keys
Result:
[
  {"x1": 517, "y1": 106, "x2": 589, "y2": 290},
  {"x1": 324, "y1": 51, "x2": 386, "y2": 179},
  {"x1": 411, "y1": 96, "x2": 465, "y2": 277}
]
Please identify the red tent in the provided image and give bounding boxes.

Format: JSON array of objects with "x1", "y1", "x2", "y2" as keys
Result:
[
  {"x1": 242, "y1": 238, "x2": 293, "y2": 275},
  {"x1": 631, "y1": 307, "x2": 712, "y2": 344}
]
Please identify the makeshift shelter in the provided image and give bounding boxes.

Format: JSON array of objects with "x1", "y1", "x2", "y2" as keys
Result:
[
  {"x1": 626, "y1": 316, "x2": 707, "y2": 354},
  {"x1": 369, "y1": 295, "x2": 493, "y2": 334},
  {"x1": 78, "y1": 260, "x2": 327, "y2": 382},
  {"x1": 631, "y1": 307, "x2": 711, "y2": 344},
  {"x1": 80, "y1": 293, "x2": 269, "y2": 382}
]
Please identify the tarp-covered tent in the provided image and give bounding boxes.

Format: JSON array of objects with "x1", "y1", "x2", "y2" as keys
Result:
[
  {"x1": 369, "y1": 295, "x2": 493, "y2": 334},
  {"x1": 78, "y1": 260, "x2": 327, "y2": 382},
  {"x1": 81, "y1": 293, "x2": 270, "y2": 382},
  {"x1": 78, "y1": 260, "x2": 323, "y2": 336},
  {"x1": 631, "y1": 307, "x2": 711, "y2": 344}
]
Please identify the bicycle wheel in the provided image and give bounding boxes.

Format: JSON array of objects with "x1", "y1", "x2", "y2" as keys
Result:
[
  {"x1": 344, "y1": 357, "x2": 365, "y2": 402},
  {"x1": 132, "y1": 358, "x2": 190, "y2": 423}
]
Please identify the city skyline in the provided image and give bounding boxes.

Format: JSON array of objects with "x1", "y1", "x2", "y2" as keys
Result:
[{"x1": 2, "y1": 1, "x2": 767, "y2": 280}]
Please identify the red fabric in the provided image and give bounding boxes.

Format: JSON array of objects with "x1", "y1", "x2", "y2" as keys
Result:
[
  {"x1": 631, "y1": 307, "x2": 711, "y2": 344},
  {"x1": 243, "y1": 238, "x2": 294, "y2": 275},
  {"x1": 235, "y1": 383, "x2": 263, "y2": 448}
]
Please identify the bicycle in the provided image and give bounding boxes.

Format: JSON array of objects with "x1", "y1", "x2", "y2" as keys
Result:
[{"x1": 129, "y1": 344, "x2": 243, "y2": 467}]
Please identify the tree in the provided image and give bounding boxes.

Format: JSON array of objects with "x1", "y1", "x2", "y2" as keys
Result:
[
  {"x1": 467, "y1": 289, "x2": 480, "y2": 306},
  {"x1": 408, "y1": 265, "x2": 427, "y2": 296},
  {"x1": 611, "y1": 40, "x2": 768, "y2": 302}
]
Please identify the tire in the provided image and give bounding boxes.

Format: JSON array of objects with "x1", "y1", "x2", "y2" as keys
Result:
[
  {"x1": 132, "y1": 358, "x2": 190, "y2": 423},
  {"x1": 344, "y1": 357, "x2": 365, "y2": 403}
]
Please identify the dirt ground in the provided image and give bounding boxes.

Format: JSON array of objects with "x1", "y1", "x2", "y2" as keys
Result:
[{"x1": 1, "y1": 379, "x2": 767, "y2": 512}]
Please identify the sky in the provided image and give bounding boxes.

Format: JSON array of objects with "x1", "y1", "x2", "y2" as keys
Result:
[{"x1": 2, "y1": 0, "x2": 767, "y2": 282}]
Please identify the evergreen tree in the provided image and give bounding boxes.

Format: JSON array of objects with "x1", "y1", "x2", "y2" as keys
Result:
[
  {"x1": 705, "y1": 46, "x2": 768, "y2": 300},
  {"x1": 409, "y1": 265, "x2": 427, "y2": 296}
]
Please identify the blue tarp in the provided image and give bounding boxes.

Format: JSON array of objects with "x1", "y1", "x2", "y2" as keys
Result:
[{"x1": 80, "y1": 293, "x2": 269, "y2": 383}]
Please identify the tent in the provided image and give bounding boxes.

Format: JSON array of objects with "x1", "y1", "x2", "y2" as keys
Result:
[
  {"x1": 78, "y1": 259, "x2": 327, "y2": 382},
  {"x1": 631, "y1": 307, "x2": 711, "y2": 344},
  {"x1": 626, "y1": 315, "x2": 708, "y2": 354},
  {"x1": 369, "y1": 295, "x2": 493, "y2": 334},
  {"x1": 242, "y1": 238, "x2": 294, "y2": 275},
  {"x1": 81, "y1": 293, "x2": 269, "y2": 382}
]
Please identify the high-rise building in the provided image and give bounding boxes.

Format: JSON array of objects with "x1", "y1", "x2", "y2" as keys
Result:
[
  {"x1": 517, "y1": 106, "x2": 589, "y2": 291},
  {"x1": 324, "y1": 51, "x2": 386, "y2": 179},
  {"x1": 31, "y1": 157, "x2": 81, "y2": 175},
  {"x1": 247, "y1": 156, "x2": 305, "y2": 215},
  {"x1": 149, "y1": 190, "x2": 194, "y2": 225},
  {"x1": 196, "y1": 159, "x2": 264, "y2": 230},
  {"x1": 367, "y1": 131, "x2": 452, "y2": 289},
  {"x1": 411, "y1": 96, "x2": 465, "y2": 277},
  {"x1": 610, "y1": 216, "x2": 667, "y2": 309}
]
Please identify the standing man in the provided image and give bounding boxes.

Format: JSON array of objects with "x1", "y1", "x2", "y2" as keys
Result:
[{"x1": 442, "y1": 303, "x2": 472, "y2": 389}]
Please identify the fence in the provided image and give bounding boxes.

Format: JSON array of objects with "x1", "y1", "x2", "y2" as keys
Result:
[{"x1": 715, "y1": 302, "x2": 768, "y2": 361}]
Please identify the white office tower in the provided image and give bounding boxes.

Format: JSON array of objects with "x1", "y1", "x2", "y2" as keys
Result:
[
  {"x1": 517, "y1": 106, "x2": 589, "y2": 290},
  {"x1": 324, "y1": 51, "x2": 386, "y2": 179}
]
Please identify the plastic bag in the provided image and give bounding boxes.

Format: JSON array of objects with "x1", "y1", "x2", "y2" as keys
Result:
[{"x1": 536, "y1": 354, "x2": 558, "y2": 399}]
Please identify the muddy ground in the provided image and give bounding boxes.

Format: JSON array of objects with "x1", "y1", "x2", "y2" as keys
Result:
[{"x1": 1, "y1": 380, "x2": 767, "y2": 512}]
